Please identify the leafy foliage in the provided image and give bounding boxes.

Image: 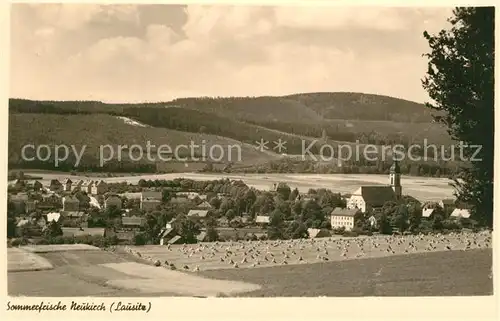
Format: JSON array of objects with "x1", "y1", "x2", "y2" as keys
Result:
[{"x1": 422, "y1": 7, "x2": 494, "y2": 227}]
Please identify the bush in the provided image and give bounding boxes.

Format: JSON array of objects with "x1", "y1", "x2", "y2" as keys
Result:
[
  {"x1": 342, "y1": 231, "x2": 358, "y2": 237},
  {"x1": 10, "y1": 238, "x2": 28, "y2": 246}
]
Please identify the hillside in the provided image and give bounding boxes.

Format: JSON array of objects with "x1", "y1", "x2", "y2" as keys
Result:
[
  {"x1": 8, "y1": 92, "x2": 455, "y2": 175},
  {"x1": 8, "y1": 114, "x2": 283, "y2": 171}
]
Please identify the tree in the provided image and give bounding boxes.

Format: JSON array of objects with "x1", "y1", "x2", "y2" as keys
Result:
[
  {"x1": 44, "y1": 221, "x2": 63, "y2": 238},
  {"x1": 377, "y1": 213, "x2": 392, "y2": 235},
  {"x1": 422, "y1": 7, "x2": 494, "y2": 227},
  {"x1": 268, "y1": 209, "x2": 285, "y2": 240},
  {"x1": 276, "y1": 183, "x2": 291, "y2": 200}
]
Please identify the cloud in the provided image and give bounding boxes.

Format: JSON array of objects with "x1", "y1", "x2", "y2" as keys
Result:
[{"x1": 9, "y1": 4, "x2": 454, "y2": 103}]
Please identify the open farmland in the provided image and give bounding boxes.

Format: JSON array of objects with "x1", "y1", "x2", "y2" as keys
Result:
[
  {"x1": 201, "y1": 249, "x2": 493, "y2": 296},
  {"x1": 8, "y1": 245, "x2": 260, "y2": 297},
  {"x1": 123, "y1": 232, "x2": 491, "y2": 273},
  {"x1": 23, "y1": 172, "x2": 454, "y2": 202},
  {"x1": 8, "y1": 232, "x2": 492, "y2": 297}
]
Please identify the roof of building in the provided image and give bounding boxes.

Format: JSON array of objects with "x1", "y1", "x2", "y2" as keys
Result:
[
  {"x1": 330, "y1": 207, "x2": 360, "y2": 217},
  {"x1": 422, "y1": 208, "x2": 435, "y2": 218},
  {"x1": 16, "y1": 219, "x2": 30, "y2": 227},
  {"x1": 159, "y1": 228, "x2": 175, "y2": 239},
  {"x1": 168, "y1": 235, "x2": 183, "y2": 244},
  {"x1": 105, "y1": 194, "x2": 122, "y2": 202},
  {"x1": 122, "y1": 216, "x2": 145, "y2": 226},
  {"x1": 196, "y1": 231, "x2": 207, "y2": 242},
  {"x1": 196, "y1": 201, "x2": 212, "y2": 209},
  {"x1": 95, "y1": 180, "x2": 107, "y2": 186},
  {"x1": 63, "y1": 195, "x2": 79, "y2": 202},
  {"x1": 62, "y1": 211, "x2": 86, "y2": 218},
  {"x1": 62, "y1": 227, "x2": 105, "y2": 237},
  {"x1": 10, "y1": 193, "x2": 29, "y2": 201},
  {"x1": 351, "y1": 186, "x2": 396, "y2": 207},
  {"x1": 63, "y1": 178, "x2": 72, "y2": 184},
  {"x1": 141, "y1": 191, "x2": 162, "y2": 200},
  {"x1": 46, "y1": 212, "x2": 61, "y2": 222},
  {"x1": 255, "y1": 215, "x2": 270, "y2": 223},
  {"x1": 450, "y1": 208, "x2": 471, "y2": 218},
  {"x1": 187, "y1": 209, "x2": 209, "y2": 217}
]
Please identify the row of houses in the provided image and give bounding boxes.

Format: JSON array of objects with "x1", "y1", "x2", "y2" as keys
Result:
[{"x1": 49, "y1": 179, "x2": 109, "y2": 195}]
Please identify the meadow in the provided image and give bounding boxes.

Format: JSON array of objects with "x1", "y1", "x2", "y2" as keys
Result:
[{"x1": 24, "y1": 172, "x2": 454, "y2": 202}]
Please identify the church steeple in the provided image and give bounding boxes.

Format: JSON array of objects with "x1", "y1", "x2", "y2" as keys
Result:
[{"x1": 389, "y1": 159, "x2": 402, "y2": 199}]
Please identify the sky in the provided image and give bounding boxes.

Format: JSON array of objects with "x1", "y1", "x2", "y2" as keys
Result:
[{"x1": 10, "y1": 4, "x2": 454, "y2": 103}]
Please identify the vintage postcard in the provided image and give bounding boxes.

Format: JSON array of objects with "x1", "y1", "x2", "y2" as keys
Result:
[{"x1": 2, "y1": 0, "x2": 498, "y2": 320}]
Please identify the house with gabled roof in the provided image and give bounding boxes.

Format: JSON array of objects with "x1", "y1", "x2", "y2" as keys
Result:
[
  {"x1": 195, "y1": 201, "x2": 212, "y2": 210},
  {"x1": 159, "y1": 228, "x2": 176, "y2": 245},
  {"x1": 49, "y1": 179, "x2": 63, "y2": 192},
  {"x1": 255, "y1": 215, "x2": 270, "y2": 225},
  {"x1": 92, "y1": 180, "x2": 108, "y2": 195},
  {"x1": 450, "y1": 208, "x2": 472, "y2": 219},
  {"x1": 62, "y1": 195, "x2": 80, "y2": 211},
  {"x1": 62, "y1": 178, "x2": 73, "y2": 192},
  {"x1": 330, "y1": 207, "x2": 361, "y2": 231},
  {"x1": 80, "y1": 180, "x2": 94, "y2": 194},
  {"x1": 187, "y1": 209, "x2": 209, "y2": 218},
  {"x1": 121, "y1": 215, "x2": 146, "y2": 230}
]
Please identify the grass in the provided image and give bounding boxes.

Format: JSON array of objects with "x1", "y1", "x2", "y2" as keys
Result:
[{"x1": 200, "y1": 249, "x2": 493, "y2": 297}]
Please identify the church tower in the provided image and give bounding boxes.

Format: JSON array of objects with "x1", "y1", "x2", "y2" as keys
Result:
[{"x1": 389, "y1": 159, "x2": 402, "y2": 199}]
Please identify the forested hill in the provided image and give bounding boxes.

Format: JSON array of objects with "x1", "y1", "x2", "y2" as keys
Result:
[
  {"x1": 8, "y1": 92, "x2": 454, "y2": 176},
  {"x1": 10, "y1": 92, "x2": 434, "y2": 123}
]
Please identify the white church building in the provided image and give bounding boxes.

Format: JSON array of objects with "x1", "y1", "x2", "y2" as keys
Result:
[{"x1": 346, "y1": 160, "x2": 402, "y2": 213}]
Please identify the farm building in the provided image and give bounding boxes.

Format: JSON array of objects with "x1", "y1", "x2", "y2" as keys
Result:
[
  {"x1": 168, "y1": 235, "x2": 183, "y2": 244},
  {"x1": 141, "y1": 198, "x2": 161, "y2": 211},
  {"x1": 330, "y1": 208, "x2": 360, "y2": 231},
  {"x1": 121, "y1": 215, "x2": 146, "y2": 230},
  {"x1": 255, "y1": 215, "x2": 270, "y2": 225},
  {"x1": 187, "y1": 209, "x2": 210, "y2": 218},
  {"x1": 61, "y1": 211, "x2": 88, "y2": 227},
  {"x1": 159, "y1": 228, "x2": 176, "y2": 245},
  {"x1": 450, "y1": 208, "x2": 471, "y2": 219}
]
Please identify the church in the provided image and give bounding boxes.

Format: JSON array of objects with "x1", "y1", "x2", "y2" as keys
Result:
[{"x1": 346, "y1": 160, "x2": 402, "y2": 213}]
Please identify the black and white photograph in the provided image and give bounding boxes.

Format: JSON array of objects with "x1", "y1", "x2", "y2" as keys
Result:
[{"x1": 5, "y1": 1, "x2": 495, "y2": 302}]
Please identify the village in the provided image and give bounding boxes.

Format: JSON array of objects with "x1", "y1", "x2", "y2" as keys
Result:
[{"x1": 7, "y1": 161, "x2": 479, "y2": 249}]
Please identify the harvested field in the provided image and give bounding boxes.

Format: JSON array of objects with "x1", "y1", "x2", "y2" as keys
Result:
[
  {"x1": 8, "y1": 248, "x2": 53, "y2": 272},
  {"x1": 199, "y1": 249, "x2": 493, "y2": 296},
  {"x1": 8, "y1": 246, "x2": 259, "y2": 297},
  {"x1": 123, "y1": 231, "x2": 491, "y2": 272},
  {"x1": 103, "y1": 262, "x2": 260, "y2": 296}
]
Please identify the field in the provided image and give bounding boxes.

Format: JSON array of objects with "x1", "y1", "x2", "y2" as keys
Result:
[
  {"x1": 8, "y1": 246, "x2": 259, "y2": 297},
  {"x1": 123, "y1": 232, "x2": 491, "y2": 272},
  {"x1": 201, "y1": 249, "x2": 493, "y2": 296},
  {"x1": 24, "y1": 172, "x2": 454, "y2": 202},
  {"x1": 8, "y1": 231, "x2": 492, "y2": 297}
]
